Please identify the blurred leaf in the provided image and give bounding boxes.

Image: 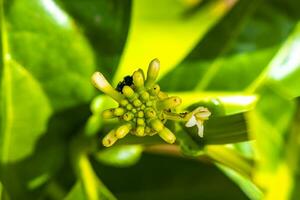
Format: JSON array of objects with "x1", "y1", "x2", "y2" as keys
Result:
[
  {"x1": 159, "y1": 0, "x2": 259, "y2": 91},
  {"x1": 92, "y1": 153, "x2": 249, "y2": 200},
  {"x1": 249, "y1": 22, "x2": 300, "y2": 98},
  {"x1": 247, "y1": 86, "x2": 296, "y2": 189},
  {"x1": 58, "y1": 0, "x2": 132, "y2": 80},
  {"x1": 0, "y1": 106, "x2": 91, "y2": 199},
  {"x1": 94, "y1": 145, "x2": 143, "y2": 168},
  {"x1": 261, "y1": 98, "x2": 300, "y2": 200},
  {"x1": 64, "y1": 181, "x2": 86, "y2": 200},
  {"x1": 113, "y1": 0, "x2": 237, "y2": 84},
  {"x1": 6, "y1": 0, "x2": 96, "y2": 111},
  {"x1": 218, "y1": 164, "x2": 263, "y2": 200},
  {"x1": 0, "y1": 11, "x2": 52, "y2": 162},
  {"x1": 160, "y1": 0, "x2": 298, "y2": 92}
]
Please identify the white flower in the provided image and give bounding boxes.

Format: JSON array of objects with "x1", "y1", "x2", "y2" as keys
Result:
[{"x1": 185, "y1": 107, "x2": 211, "y2": 137}]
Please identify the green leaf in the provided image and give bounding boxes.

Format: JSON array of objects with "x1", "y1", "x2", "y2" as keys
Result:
[
  {"x1": 0, "y1": 58, "x2": 51, "y2": 163},
  {"x1": 92, "y1": 153, "x2": 249, "y2": 200},
  {"x1": 159, "y1": 0, "x2": 297, "y2": 92},
  {"x1": 246, "y1": 85, "x2": 296, "y2": 188},
  {"x1": 94, "y1": 145, "x2": 143, "y2": 168},
  {"x1": 217, "y1": 164, "x2": 263, "y2": 200},
  {"x1": 58, "y1": 0, "x2": 132, "y2": 80},
  {"x1": 113, "y1": 0, "x2": 236, "y2": 85},
  {"x1": 64, "y1": 181, "x2": 86, "y2": 200},
  {"x1": 5, "y1": 0, "x2": 96, "y2": 111},
  {"x1": 249, "y1": 22, "x2": 300, "y2": 98}
]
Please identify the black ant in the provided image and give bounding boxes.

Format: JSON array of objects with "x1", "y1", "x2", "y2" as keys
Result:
[{"x1": 116, "y1": 75, "x2": 133, "y2": 93}]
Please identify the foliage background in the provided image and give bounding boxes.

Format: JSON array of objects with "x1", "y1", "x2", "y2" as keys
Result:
[{"x1": 1, "y1": 0, "x2": 300, "y2": 199}]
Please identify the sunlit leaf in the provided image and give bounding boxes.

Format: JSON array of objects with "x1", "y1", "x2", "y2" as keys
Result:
[
  {"x1": 113, "y1": 0, "x2": 237, "y2": 84},
  {"x1": 247, "y1": 86, "x2": 296, "y2": 189},
  {"x1": 160, "y1": 0, "x2": 298, "y2": 92},
  {"x1": 6, "y1": 0, "x2": 96, "y2": 111},
  {"x1": 264, "y1": 22, "x2": 300, "y2": 98},
  {"x1": 0, "y1": 18, "x2": 52, "y2": 162}
]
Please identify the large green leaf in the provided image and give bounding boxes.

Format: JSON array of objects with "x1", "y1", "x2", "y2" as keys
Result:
[
  {"x1": 247, "y1": 86, "x2": 296, "y2": 189},
  {"x1": 159, "y1": 0, "x2": 298, "y2": 92},
  {"x1": 5, "y1": 0, "x2": 96, "y2": 111},
  {"x1": 0, "y1": 59, "x2": 52, "y2": 163},
  {"x1": 113, "y1": 0, "x2": 236, "y2": 85},
  {"x1": 0, "y1": 0, "x2": 52, "y2": 163},
  {"x1": 256, "y1": 22, "x2": 300, "y2": 98}
]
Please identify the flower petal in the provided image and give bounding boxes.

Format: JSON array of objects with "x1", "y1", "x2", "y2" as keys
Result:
[{"x1": 185, "y1": 115, "x2": 197, "y2": 127}]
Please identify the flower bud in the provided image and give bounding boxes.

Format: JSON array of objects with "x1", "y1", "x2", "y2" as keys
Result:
[
  {"x1": 140, "y1": 91, "x2": 150, "y2": 101},
  {"x1": 156, "y1": 96, "x2": 182, "y2": 110},
  {"x1": 115, "y1": 123, "x2": 132, "y2": 138},
  {"x1": 120, "y1": 99, "x2": 129, "y2": 106},
  {"x1": 126, "y1": 104, "x2": 133, "y2": 110},
  {"x1": 137, "y1": 118, "x2": 145, "y2": 126},
  {"x1": 136, "y1": 126, "x2": 145, "y2": 136},
  {"x1": 102, "y1": 109, "x2": 115, "y2": 119},
  {"x1": 122, "y1": 85, "x2": 138, "y2": 101},
  {"x1": 158, "y1": 127, "x2": 176, "y2": 144},
  {"x1": 92, "y1": 72, "x2": 124, "y2": 102},
  {"x1": 123, "y1": 112, "x2": 134, "y2": 121},
  {"x1": 158, "y1": 91, "x2": 168, "y2": 100},
  {"x1": 133, "y1": 99, "x2": 142, "y2": 107},
  {"x1": 145, "y1": 58, "x2": 160, "y2": 89},
  {"x1": 149, "y1": 84, "x2": 160, "y2": 96},
  {"x1": 150, "y1": 118, "x2": 164, "y2": 132},
  {"x1": 133, "y1": 69, "x2": 145, "y2": 92},
  {"x1": 102, "y1": 129, "x2": 118, "y2": 147},
  {"x1": 114, "y1": 107, "x2": 125, "y2": 116},
  {"x1": 144, "y1": 108, "x2": 156, "y2": 118},
  {"x1": 137, "y1": 111, "x2": 144, "y2": 118}
]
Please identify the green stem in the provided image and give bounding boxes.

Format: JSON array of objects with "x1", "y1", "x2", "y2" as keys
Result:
[
  {"x1": 204, "y1": 145, "x2": 253, "y2": 179},
  {"x1": 70, "y1": 134, "x2": 116, "y2": 200}
]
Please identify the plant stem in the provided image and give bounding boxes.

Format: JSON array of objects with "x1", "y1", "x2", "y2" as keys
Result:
[
  {"x1": 145, "y1": 144, "x2": 254, "y2": 180},
  {"x1": 70, "y1": 133, "x2": 116, "y2": 200},
  {"x1": 204, "y1": 145, "x2": 253, "y2": 179}
]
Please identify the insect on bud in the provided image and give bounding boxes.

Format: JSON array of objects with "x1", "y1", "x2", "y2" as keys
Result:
[{"x1": 92, "y1": 58, "x2": 210, "y2": 147}]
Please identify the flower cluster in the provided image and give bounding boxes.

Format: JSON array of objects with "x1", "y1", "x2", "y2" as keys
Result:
[{"x1": 92, "y1": 59, "x2": 210, "y2": 147}]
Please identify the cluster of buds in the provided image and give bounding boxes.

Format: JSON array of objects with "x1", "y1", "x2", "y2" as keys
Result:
[{"x1": 92, "y1": 59, "x2": 211, "y2": 147}]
